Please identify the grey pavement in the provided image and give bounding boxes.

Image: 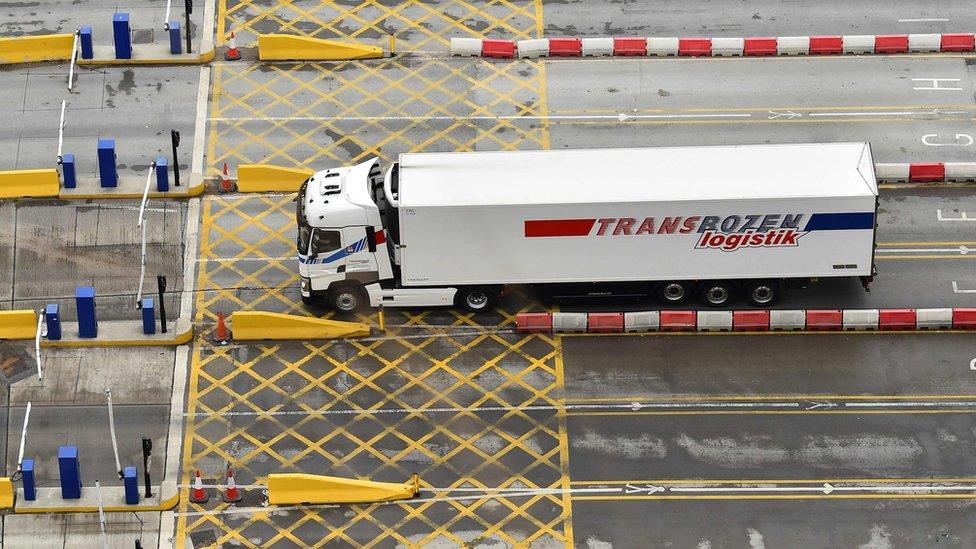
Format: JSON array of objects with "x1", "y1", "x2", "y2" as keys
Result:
[
  {"x1": 5, "y1": 346, "x2": 175, "y2": 488},
  {"x1": 4, "y1": 511, "x2": 161, "y2": 548},
  {"x1": 542, "y1": 0, "x2": 976, "y2": 37},
  {"x1": 545, "y1": 56, "x2": 976, "y2": 162},
  {"x1": 0, "y1": 200, "x2": 188, "y2": 321},
  {"x1": 0, "y1": 65, "x2": 201, "y2": 180},
  {"x1": 0, "y1": 0, "x2": 207, "y2": 55}
]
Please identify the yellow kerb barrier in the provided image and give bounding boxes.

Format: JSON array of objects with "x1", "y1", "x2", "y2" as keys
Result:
[
  {"x1": 0, "y1": 169, "x2": 60, "y2": 199},
  {"x1": 267, "y1": 473, "x2": 420, "y2": 505},
  {"x1": 0, "y1": 34, "x2": 74, "y2": 64},
  {"x1": 230, "y1": 311, "x2": 370, "y2": 340},
  {"x1": 0, "y1": 478, "x2": 13, "y2": 509},
  {"x1": 257, "y1": 34, "x2": 383, "y2": 61},
  {"x1": 0, "y1": 310, "x2": 37, "y2": 340},
  {"x1": 236, "y1": 164, "x2": 314, "y2": 193}
]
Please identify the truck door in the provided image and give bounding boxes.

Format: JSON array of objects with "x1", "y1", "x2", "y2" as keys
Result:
[
  {"x1": 339, "y1": 226, "x2": 380, "y2": 284},
  {"x1": 306, "y1": 228, "x2": 344, "y2": 292}
]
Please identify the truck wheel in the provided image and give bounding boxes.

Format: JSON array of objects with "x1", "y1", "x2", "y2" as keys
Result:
[
  {"x1": 328, "y1": 285, "x2": 366, "y2": 313},
  {"x1": 746, "y1": 281, "x2": 778, "y2": 307},
  {"x1": 700, "y1": 282, "x2": 734, "y2": 307},
  {"x1": 657, "y1": 281, "x2": 691, "y2": 305},
  {"x1": 456, "y1": 287, "x2": 495, "y2": 313}
]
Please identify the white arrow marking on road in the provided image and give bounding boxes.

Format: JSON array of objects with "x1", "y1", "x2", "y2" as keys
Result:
[
  {"x1": 804, "y1": 401, "x2": 838, "y2": 410},
  {"x1": 768, "y1": 110, "x2": 801, "y2": 119},
  {"x1": 971, "y1": 358, "x2": 976, "y2": 371},
  {"x1": 624, "y1": 484, "x2": 666, "y2": 495}
]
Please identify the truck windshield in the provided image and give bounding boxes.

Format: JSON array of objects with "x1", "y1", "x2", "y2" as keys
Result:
[
  {"x1": 296, "y1": 179, "x2": 311, "y2": 254},
  {"x1": 297, "y1": 224, "x2": 311, "y2": 255},
  {"x1": 311, "y1": 229, "x2": 341, "y2": 254}
]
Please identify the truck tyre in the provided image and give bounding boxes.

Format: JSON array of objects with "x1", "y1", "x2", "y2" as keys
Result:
[
  {"x1": 746, "y1": 280, "x2": 779, "y2": 307},
  {"x1": 657, "y1": 281, "x2": 691, "y2": 305},
  {"x1": 328, "y1": 285, "x2": 366, "y2": 313},
  {"x1": 456, "y1": 287, "x2": 495, "y2": 313},
  {"x1": 700, "y1": 281, "x2": 734, "y2": 307}
]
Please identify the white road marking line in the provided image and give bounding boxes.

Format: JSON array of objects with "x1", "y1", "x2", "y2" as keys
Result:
[
  {"x1": 937, "y1": 209, "x2": 973, "y2": 221},
  {"x1": 952, "y1": 281, "x2": 976, "y2": 293},
  {"x1": 669, "y1": 482, "x2": 976, "y2": 494},
  {"x1": 876, "y1": 246, "x2": 969, "y2": 254},
  {"x1": 807, "y1": 110, "x2": 965, "y2": 117},
  {"x1": 921, "y1": 133, "x2": 973, "y2": 146},
  {"x1": 912, "y1": 78, "x2": 963, "y2": 91},
  {"x1": 197, "y1": 256, "x2": 296, "y2": 263},
  {"x1": 844, "y1": 401, "x2": 976, "y2": 408},
  {"x1": 898, "y1": 18, "x2": 950, "y2": 22}
]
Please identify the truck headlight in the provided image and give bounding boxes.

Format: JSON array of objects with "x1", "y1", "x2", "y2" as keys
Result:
[{"x1": 300, "y1": 277, "x2": 311, "y2": 293}]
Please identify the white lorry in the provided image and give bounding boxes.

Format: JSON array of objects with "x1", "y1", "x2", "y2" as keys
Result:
[{"x1": 297, "y1": 142, "x2": 878, "y2": 312}]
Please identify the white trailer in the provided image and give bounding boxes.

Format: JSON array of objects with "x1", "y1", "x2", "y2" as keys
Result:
[{"x1": 297, "y1": 143, "x2": 878, "y2": 312}]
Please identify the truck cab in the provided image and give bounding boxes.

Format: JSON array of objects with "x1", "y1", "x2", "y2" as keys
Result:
[
  {"x1": 297, "y1": 158, "x2": 394, "y2": 312},
  {"x1": 297, "y1": 158, "x2": 467, "y2": 312}
]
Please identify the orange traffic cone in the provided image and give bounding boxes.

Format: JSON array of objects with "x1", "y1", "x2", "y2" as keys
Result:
[
  {"x1": 190, "y1": 470, "x2": 209, "y2": 503},
  {"x1": 223, "y1": 468, "x2": 243, "y2": 503},
  {"x1": 218, "y1": 162, "x2": 235, "y2": 193},
  {"x1": 213, "y1": 311, "x2": 231, "y2": 345},
  {"x1": 224, "y1": 31, "x2": 241, "y2": 61}
]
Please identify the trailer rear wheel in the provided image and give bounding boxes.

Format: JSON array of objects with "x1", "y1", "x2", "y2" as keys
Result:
[
  {"x1": 746, "y1": 281, "x2": 779, "y2": 307},
  {"x1": 456, "y1": 287, "x2": 495, "y2": 313},
  {"x1": 700, "y1": 281, "x2": 735, "y2": 307},
  {"x1": 657, "y1": 281, "x2": 691, "y2": 305}
]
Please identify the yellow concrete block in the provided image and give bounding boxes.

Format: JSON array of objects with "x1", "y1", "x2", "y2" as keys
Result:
[
  {"x1": 237, "y1": 164, "x2": 314, "y2": 193},
  {"x1": 0, "y1": 34, "x2": 74, "y2": 64},
  {"x1": 258, "y1": 34, "x2": 383, "y2": 61},
  {"x1": 0, "y1": 478, "x2": 13, "y2": 509},
  {"x1": 0, "y1": 169, "x2": 60, "y2": 199},
  {"x1": 230, "y1": 311, "x2": 370, "y2": 340},
  {"x1": 0, "y1": 310, "x2": 37, "y2": 340},
  {"x1": 267, "y1": 473, "x2": 420, "y2": 505}
]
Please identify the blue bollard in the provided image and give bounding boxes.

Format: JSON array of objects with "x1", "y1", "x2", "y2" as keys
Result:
[
  {"x1": 113, "y1": 13, "x2": 131, "y2": 59},
  {"x1": 45, "y1": 303, "x2": 61, "y2": 340},
  {"x1": 97, "y1": 139, "x2": 117, "y2": 188},
  {"x1": 124, "y1": 467, "x2": 139, "y2": 504},
  {"x1": 168, "y1": 21, "x2": 182, "y2": 54},
  {"x1": 79, "y1": 26, "x2": 93, "y2": 59},
  {"x1": 61, "y1": 153, "x2": 76, "y2": 189},
  {"x1": 155, "y1": 156, "x2": 169, "y2": 192},
  {"x1": 141, "y1": 298, "x2": 155, "y2": 334},
  {"x1": 58, "y1": 446, "x2": 82, "y2": 499},
  {"x1": 76, "y1": 286, "x2": 97, "y2": 338},
  {"x1": 22, "y1": 459, "x2": 36, "y2": 501}
]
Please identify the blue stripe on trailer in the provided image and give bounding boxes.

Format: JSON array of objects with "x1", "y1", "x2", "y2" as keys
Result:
[{"x1": 804, "y1": 212, "x2": 875, "y2": 231}]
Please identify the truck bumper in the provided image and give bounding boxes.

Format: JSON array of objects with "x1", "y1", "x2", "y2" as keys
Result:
[{"x1": 300, "y1": 276, "x2": 311, "y2": 297}]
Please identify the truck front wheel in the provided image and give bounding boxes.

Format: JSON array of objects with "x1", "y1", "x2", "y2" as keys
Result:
[
  {"x1": 456, "y1": 287, "x2": 495, "y2": 313},
  {"x1": 328, "y1": 285, "x2": 366, "y2": 313}
]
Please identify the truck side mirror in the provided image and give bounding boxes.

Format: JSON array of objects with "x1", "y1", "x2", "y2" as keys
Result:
[{"x1": 365, "y1": 226, "x2": 377, "y2": 253}]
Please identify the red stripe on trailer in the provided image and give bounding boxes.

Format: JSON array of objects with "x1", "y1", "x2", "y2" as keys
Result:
[
  {"x1": 660, "y1": 311, "x2": 696, "y2": 331},
  {"x1": 733, "y1": 310, "x2": 770, "y2": 331},
  {"x1": 549, "y1": 37, "x2": 582, "y2": 56},
  {"x1": 908, "y1": 162, "x2": 945, "y2": 182},
  {"x1": 875, "y1": 35, "x2": 909, "y2": 54},
  {"x1": 940, "y1": 33, "x2": 975, "y2": 52},
  {"x1": 809, "y1": 36, "x2": 843, "y2": 54},
  {"x1": 805, "y1": 309, "x2": 842, "y2": 330},
  {"x1": 587, "y1": 312, "x2": 624, "y2": 333},
  {"x1": 517, "y1": 312, "x2": 553, "y2": 333},
  {"x1": 878, "y1": 309, "x2": 916, "y2": 330},
  {"x1": 744, "y1": 37, "x2": 777, "y2": 56},
  {"x1": 482, "y1": 39, "x2": 516, "y2": 58},
  {"x1": 613, "y1": 37, "x2": 647, "y2": 56},
  {"x1": 524, "y1": 218, "x2": 596, "y2": 237},
  {"x1": 678, "y1": 38, "x2": 711, "y2": 56},
  {"x1": 952, "y1": 308, "x2": 976, "y2": 330}
]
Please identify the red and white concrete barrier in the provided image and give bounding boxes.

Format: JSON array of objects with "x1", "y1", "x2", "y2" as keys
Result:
[
  {"x1": 453, "y1": 33, "x2": 976, "y2": 59},
  {"x1": 875, "y1": 162, "x2": 976, "y2": 183},
  {"x1": 517, "y1": 308, "x2": 976, "y2": 334}
]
